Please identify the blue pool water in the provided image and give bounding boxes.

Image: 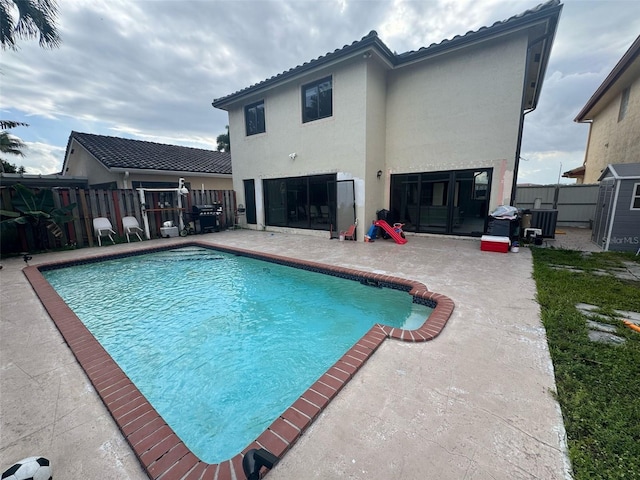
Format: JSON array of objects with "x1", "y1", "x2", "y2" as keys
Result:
[{"x1": 43, "y1": 246, "x2": 432, "y2": 463}]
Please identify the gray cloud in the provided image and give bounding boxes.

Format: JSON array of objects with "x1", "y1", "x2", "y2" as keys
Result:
[{"x1": 1, "y1": 0, "x2": 639, "y2": 185}]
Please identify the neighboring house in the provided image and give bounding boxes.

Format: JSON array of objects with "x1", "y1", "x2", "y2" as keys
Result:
[
  {"x1": 62, "y1": 131, "x2": 233, "y2": 190},
  {"x1": 570, "y1": 35, "x2": 640, "y2": 184},
  {"x1": 213, "y1": 1, "x2": 562, "y2": 239},
  {"x1": 591, "y1": 163, "x2": 640, "y2": 252}
]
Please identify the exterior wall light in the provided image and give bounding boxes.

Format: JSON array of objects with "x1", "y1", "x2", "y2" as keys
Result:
[{"x1": 377, "y1": 170, "x2": 383, "y2": 179}]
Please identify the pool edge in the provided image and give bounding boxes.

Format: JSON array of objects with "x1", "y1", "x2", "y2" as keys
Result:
[{"x1": 23, "y1": 242, "x2": 455, "y2": 480}]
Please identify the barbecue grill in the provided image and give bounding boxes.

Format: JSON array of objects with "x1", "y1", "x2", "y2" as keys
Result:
[{"x1": 192, "y1": 203, "x2": 223, "y2": 233}]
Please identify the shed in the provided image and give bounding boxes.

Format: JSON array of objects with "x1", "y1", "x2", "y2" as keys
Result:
[{"x1": 592, "y1": 163, "x2": 640, "y2": 252}]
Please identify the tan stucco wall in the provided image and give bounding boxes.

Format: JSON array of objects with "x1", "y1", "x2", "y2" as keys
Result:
[
  {"x1": 583, "y1": 75, "x2": 640, "y2": 184},
  {"x1": 229, "y1": 57, "x2": 371, "y2": 227},
  {"x1": 385, "y1": 32, "x2": 528, "y2": 209},
  {"x1": 362, "y1": 58, "x2": 388, "y2": 226}
]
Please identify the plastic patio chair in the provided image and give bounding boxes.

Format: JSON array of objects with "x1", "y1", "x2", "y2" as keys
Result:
[
  {"x1": 93, "y1": 217, "x2": 116, "y2": 246},
  {"x1": 340, "y1": 223, "x2": 357, "y2": 240},
  {"x1": 122, "y1": 216, "x2": 143, "y2": 242}
]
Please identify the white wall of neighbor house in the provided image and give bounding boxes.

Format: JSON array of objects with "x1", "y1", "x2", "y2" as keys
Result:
[
  {"x1": 229, "y1": 56, "x2": 371, "y2": 227},
  {"x1": 124, "y1": 174, "x2": 232, "y2": 191},
  {"x1": 385, "y1": 32, "x2": 529, "y2": 208},
  {"x1": 64, "y1": 140, "x2": 119, "y2": 186},
  {"x1": 583, "y1": 75, "x2": 640, "y2": 184}
]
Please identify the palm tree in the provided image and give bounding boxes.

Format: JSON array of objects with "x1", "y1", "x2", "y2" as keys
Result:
[
  {"x1": 1, "y1": 131, "x2": 27, "y2": 173},
  {"x1": 216, "y1": 125, "x2": 230, "y2": 152},
  {"x1": 0, "y1": 131, "x2": 26, "y2": 157},
  {"x1": 1, "y1": 0, "x2": 61, "y2": 50},
  {"x1": 0, "y1": 121, "x2": 28, "y2": 172}
]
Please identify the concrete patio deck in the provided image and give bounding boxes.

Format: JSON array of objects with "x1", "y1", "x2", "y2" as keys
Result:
[{"x1": 1, "y1": 230, "x2": 573, "y2": 479}]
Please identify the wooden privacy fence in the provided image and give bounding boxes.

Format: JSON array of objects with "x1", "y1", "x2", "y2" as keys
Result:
[{"x1": 1, "y1": 187, "x2": 236, "y2": 253}]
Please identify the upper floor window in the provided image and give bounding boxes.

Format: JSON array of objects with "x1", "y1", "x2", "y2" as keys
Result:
[
  {"x1": 245, "y1": 100, "x2": 265, "y2": 136},
  {"x1": 302, "y1": 76, "x2": 332, "y2": 123},
  {"x1": 618, "y1": 86, "x2": 630, "y2": 122}
]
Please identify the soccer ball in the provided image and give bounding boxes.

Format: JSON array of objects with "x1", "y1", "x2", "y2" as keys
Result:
[{"x1": 1, "y1": 457, "x2": 52, "y2": 480}]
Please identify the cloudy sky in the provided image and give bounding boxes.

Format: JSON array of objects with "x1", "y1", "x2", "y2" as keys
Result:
[{"x1": 1, "y1": 0, "x2": 639, "y2": 184}]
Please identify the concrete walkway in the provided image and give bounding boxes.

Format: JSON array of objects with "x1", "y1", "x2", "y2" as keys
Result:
[{"x1": 1, "y1": 231, "x2": 571, "y2": 479}]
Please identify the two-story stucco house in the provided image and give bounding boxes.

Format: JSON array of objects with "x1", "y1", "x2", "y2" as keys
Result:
[
  {"x1": 213, "y1": 1, "x2": 562, "y2": 240},
  {"x1": 568, "y1": 35, "x2": 640, "y2": 184}
]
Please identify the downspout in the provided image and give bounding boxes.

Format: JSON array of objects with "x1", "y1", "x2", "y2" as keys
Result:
[
  {"x1": 511, "y1": 47, "x2": 534, "y2": 206},
  {"x1": 511, "y1": 31, "x2": 554, "y2": 205},
  {"x1": 512, "y1": 110, "x2": 532, "y2": 206}
]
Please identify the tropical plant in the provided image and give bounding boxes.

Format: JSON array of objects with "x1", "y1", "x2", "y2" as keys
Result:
[
  {"x1": 1, "y1": 121, "x2": 29, "y2": 172},
  {"x1": 0, "y1": 184, "x2": 76, "y2": 251},
  {"x1": 0, "y1": 0, "x2": 61, "y2": 50},
  {"x1": 0, "y1": 120, "x2": 29, "y2": 129},
  {"x1": 1, "y1": 159, "x2": 25, "y2": 173},
  {"x1": 1, "y1": 130, "x2": 26, "y2": 156},
  {"x1": 216, "y1": 125, "x2": 230, "y2": 152}
]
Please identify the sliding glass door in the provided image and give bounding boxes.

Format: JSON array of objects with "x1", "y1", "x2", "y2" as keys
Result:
[
  {"x1": 263, "y1": 174, "x2": 339, "y2": 231},
  {"x1": 390, "y1": 168, "x2": 492, "y2": 236}
]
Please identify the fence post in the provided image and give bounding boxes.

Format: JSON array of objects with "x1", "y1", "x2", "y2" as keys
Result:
[{"x1": 78, "y1": 189, "x2": 94, "y2": 247}]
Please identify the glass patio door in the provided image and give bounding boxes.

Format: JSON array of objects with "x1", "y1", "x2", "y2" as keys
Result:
[
  {"x1": 334, "y1": 179, "x2": 355, "y2": 237},
  {"x1": 390, "y1": 168, "x2": 492, "y2": 236}
]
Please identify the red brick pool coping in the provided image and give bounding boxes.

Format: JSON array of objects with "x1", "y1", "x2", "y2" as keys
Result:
[{"x1": 23, "y1": 242, "x2": 454, "y2": 480}]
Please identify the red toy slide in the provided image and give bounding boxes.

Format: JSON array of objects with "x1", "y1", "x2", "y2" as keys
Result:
[{"x1": 374, "y1": 220, "x2": 407, "y2": 244}]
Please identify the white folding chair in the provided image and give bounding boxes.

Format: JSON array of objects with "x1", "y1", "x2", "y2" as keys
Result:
[
  {"x1": 93, "y1": 217, "x2": 116, "y2": 246},
  {"x1": 122, "y1": 216, "x2": 143, "y2": 242}
]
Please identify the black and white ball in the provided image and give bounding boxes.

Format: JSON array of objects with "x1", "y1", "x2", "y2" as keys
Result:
[{"x1": 1, "y1": 457, "x2": 52, "y2": 480}]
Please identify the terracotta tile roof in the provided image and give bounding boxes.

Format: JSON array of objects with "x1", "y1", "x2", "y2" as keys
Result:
[
  {"x1": 69, "y1": 131, "x2": 231, "y2": 175},
  {"x1": 213, "y1": 0, "x2": 562, "y2": 108}
]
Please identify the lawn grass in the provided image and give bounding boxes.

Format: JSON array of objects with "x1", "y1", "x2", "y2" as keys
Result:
[{"x1": 531, "y1": 248, "x2": 640, "y2": 479}]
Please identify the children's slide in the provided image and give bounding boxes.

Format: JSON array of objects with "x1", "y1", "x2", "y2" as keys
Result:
[{"x1": 374, "y1": 220, "x2": 407, "y2": 244}]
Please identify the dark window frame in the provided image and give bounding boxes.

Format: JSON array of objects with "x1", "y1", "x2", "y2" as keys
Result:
[
  {"x1": 263, "y1": 174, "x2": 336, "y2": 230},
  {"x1": 618, "y1": 86, "x2": 631, "y2": 122},
  {"x1": 631, "y1": 182, "x2": 640, "y2": 210},
  {"x1": 302, "y1": 76, "x2": 333, "y2": 123},
  {"x1": 245, "y1": 100, "x2": 265, "y2": 136}
]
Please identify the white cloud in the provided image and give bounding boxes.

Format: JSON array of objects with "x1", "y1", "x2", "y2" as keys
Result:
[
  {"x1": 517, "y1": 149, "x2": 586, "y2": 186},
  {"x1": 18, "y1": 142, "x2": 66, "y2": 175}
]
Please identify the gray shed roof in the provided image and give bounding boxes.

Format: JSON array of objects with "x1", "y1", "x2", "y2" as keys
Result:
[
  {"x1": 599, "y1": 163, "x2": 640, "y2": 181},
  {"x1": 66, "y1": 131, "x2": 232, "y2": 175},
  {"x1": 212, "y1": 0, "x2": 562, "y2": 110}
]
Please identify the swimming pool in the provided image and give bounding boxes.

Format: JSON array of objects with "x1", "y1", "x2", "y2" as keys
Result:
[
  {"x1": 25, "y1": 241, "x2": 454, "y2": 479},
  {"x1": 42, "y1": 246, "x2": 432, "y2": 462}
]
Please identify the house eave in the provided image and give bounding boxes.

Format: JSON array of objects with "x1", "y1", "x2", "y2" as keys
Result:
[
  {"x1": 109, "y1": 167, "x2": 232, "y2": 178},
  {"x1": 212, "y1": 34, "x2": 395, "y2": 110},
  {"x1": 575, "y1": 35, "x2": 640, "y2": 123}
]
